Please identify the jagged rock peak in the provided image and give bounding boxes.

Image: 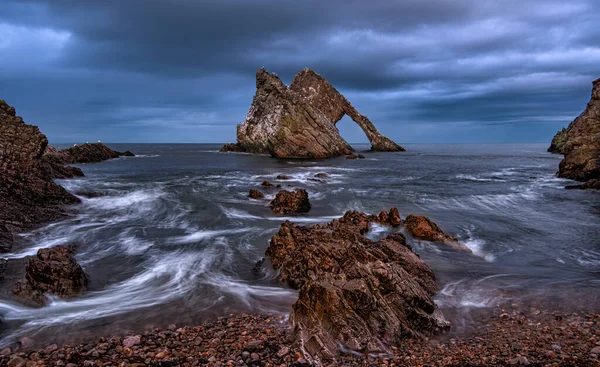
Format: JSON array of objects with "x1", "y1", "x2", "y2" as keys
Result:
[{"x1": 221, "y1": 68, "x2": 404, "y2": 158}]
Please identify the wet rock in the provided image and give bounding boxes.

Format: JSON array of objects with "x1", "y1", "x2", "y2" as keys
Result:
[
  {"x1": 261, "y1": 180, "x2": 274, "y2": 187},
  {"x1": 346, "y1": 153, "x2": 358, "y2": 160},
  {"x1": 251, "y1": 258, "x2": 265, "y2": 275},
  {"x1": 565, "y1": 178, "x2": 600, "y2": 190},
  {"x1": 219, "y1": 142, "x2": 245, "y2": 152},
  {"x1": 403, "y1": 214, "x2": 473, "y2": 253},
  {"x1": 389, "y1": 207, "x2": 402, "y2": 227},
  {"x1": 121, "y1": 151, "x2": 135, "y2": 157},
  {"x1": 276, "y1": 174, "x2": 292, "y2": 180},
  {"x1": 220, "y1": 68, "x2": 403, "y2": 158},
  {"x1": 12, "y1": 245, "x2": 88, "y2": 306},
  {"x1": 269, "y1": 189, "x2": 311, "y2": 214},
  {"x1": 0, "y1": 100, "x2": 80, "y2": 252},
  {"x1": 314, "y1": 173, "x2": 329, "y2": 178},
  {"x1": 357, "y1": 154, "x2": 366, "y2": 159},
  {"x1": 249, "y1": 189, "x2": 265, "y2": 199},
  {"x1": 265, "y1": 209, "x2": 449, "y2": 363},
  {"x1": 549, "y1": 78, "x2": 600, "y2": 187}
]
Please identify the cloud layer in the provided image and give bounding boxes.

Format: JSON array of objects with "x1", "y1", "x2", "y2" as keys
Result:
[{"x1": 1, "y1": 0, "x2": 599, "y2": 143}]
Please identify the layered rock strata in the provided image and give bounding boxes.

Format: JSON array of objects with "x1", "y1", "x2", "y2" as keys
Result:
[
  {"x1": 265, "y1": 209, "x2": 449, "y2": 362},
  {"x1": 221, "y1": 68, "x2": 404, "y2": 158},
  {"x1": 12, "y1": 245, "x2": 88, "y2": 306}
]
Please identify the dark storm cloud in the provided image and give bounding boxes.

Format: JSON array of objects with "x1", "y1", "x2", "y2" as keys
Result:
[{"x1": 0, "y1": 0, "x2": 599, "y2": 143}]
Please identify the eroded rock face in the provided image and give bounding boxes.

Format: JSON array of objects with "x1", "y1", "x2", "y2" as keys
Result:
[
  {"x1": 403, "y1": 214, "x2": 472, "y2": 253},
  {"x1": 221, "y1": 68, "x2": 404, "y2": 158},
  {"x1": 12, "y1": 245, "x2": 88, "y2": 306},
  {"x1": 549, "y1": 79, "x2": 600, "y2": 185},
  {"x1": 290, "y1": 68, "x2": 404, "y2": 153},
  {"x1": 265, "y1": 209, "x2": 449, "y2": 363},
  {"x1": 0, "y1": 100, "x2": 80, "y2": 251},
  {"x1": 270, "y1": 189, "x2": 311, "y2": 214}
]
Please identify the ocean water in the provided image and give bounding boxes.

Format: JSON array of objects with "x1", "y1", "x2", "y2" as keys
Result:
[{"x1": 0, "y1": 143, "x2": 599, "y2": 346}]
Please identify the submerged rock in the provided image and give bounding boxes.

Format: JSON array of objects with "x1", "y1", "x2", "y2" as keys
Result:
[
  {"x1": 221, "y1": 68, "x2": 404, "y2": 158},
  {"x1": 269, "y1": 189, "x2": 311, "y2": 214},
  {"x1": 549, "y1": 78, "x2": 600, "y2": 187},
  {"x1": 265, "y1": 209, "x2": 449, "y2": 362},
  {"x1": 403, "y1": 214, "x2": 472, "y2": 253},
  {"x1": 0, "y1": 100, "x2": 80, "y2": 252},
  {"x1": 276, "y1": 174, "x2": 292, "y2": 180},
  {"x1": 12, "y1": 245, "x2": 88, "y2": 306}
]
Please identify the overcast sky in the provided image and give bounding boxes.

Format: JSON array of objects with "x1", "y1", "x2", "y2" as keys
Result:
[{"x1": 1, "y1": 0, "x2": 599, "y2": 144}]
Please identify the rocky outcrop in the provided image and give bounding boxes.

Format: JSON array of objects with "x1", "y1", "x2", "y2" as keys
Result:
[
  {"x1": 221, "y1": 68, "x2": 404, "y2": 158},
  {"x1": 12, "y1": 245, "x2": 88, "y2": 306},
  {"x1": 549, "y1": 79, "x2": 600, "y2": 185},
  {"x1": 0, "y1": 100, "x2": 80, "y2": 252},
  {"x1": 265, "y1": 209, "x2": 449, "y2": 363},
  {"x1": 403, "y1": 214, "x2": 472, "y2": 253},
  {"x1": 54, "y1": 142, "x2": 134, "y2": 164},
  {"x1": 269, "y1": 189, "x2": 311, "y2": 214}
]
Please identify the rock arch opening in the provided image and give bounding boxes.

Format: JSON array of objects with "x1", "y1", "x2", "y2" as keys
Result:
[{"x1": 335, "y1": 115, "x2": 370, "y2": 150}]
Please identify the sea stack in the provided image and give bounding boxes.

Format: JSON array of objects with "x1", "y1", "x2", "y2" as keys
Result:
[
  {"x1": 549, "y1": 78, "x2": 600, "y2": 189},
  {"x1": 221, "y1": 68, "x2": 404, "y2": 158}
]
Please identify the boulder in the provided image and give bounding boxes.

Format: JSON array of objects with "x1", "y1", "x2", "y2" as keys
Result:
[
  {"x1": 403, "y1": 214, "x2": 472, "y2": 253},
  {"x1": 220, "y1": 68, "x2": 404, "y2": 158},
  {"x1": 12, "y1": 245, "x2": 88, "y2": 306},
  {"x1": 346, "y1": 153, "x2": 358, "y2": 160},
  {"x1": 357, "y1": 154, "x2": 366, "y2": 159},
  {"x1": 0, "y1": 100, "x2": 80, "y2": 252},
  {"x1": 549, "y1": 78, "x2": 600, "y2": 186},
  {"x1": 276, "y1": 174, "x2": 292, "y2": 180},
  {"x1": 248, "y1": 189, "x2": 265, "y2": 199},
  {"x1": 314, "y1": 173, "x2": 329, "y2": 178},
  {"x1": 265, "y1": 209, "x2": 449, "y2": 362},
  {"x1": 269, "y1": 189, "x2": 311, "y2": 214}
]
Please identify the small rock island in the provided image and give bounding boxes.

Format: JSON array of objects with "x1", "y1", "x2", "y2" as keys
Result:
[{"x1": 221, "y1": 68, "x2": 404, "y2": 158}]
